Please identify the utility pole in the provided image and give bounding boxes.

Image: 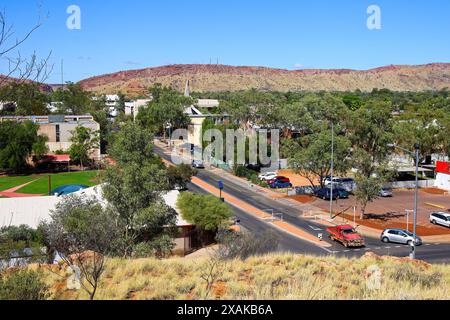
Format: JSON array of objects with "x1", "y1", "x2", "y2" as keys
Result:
[
  {"x1": 330, "y1": 122, "x2": 334, "y2": 219},
  {"x1": 412, "y1": 144, "x2": 420, "y2": 259}
]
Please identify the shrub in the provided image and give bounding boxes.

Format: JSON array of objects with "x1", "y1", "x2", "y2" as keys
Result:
[
  {"x1": 0, "y1": 270, "x2": 49, "y2": 300},
  {"x1": 215, "y1": 229, "x2": 280, "y2": 260},
  {"x1": 177, "y1": 192, "x2": 233, "y2": 231}
]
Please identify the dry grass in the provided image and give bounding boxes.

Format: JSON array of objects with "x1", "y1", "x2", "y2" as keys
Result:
[{"x1": 38, "y1": 253, "x2": 450, "y2": 300}]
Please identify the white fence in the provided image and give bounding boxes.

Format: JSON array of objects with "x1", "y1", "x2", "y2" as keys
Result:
[{"x1": 388, "y1": 180, "x2": 436, "y2": 189}]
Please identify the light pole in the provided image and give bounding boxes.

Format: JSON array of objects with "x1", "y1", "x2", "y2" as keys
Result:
[
  {"x1": 330, "y1": 122, "x2": 334, "y2": 219},
  {"x1": 388, "y1": 143, "x2": 420, "y2": 259}
]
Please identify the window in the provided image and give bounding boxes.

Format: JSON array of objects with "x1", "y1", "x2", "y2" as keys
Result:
[{"x1": 56, "y1": 124, "x2": 60, "y2": 143}]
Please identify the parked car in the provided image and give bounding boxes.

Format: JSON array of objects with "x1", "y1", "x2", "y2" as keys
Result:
[
  {"x1": 296, "y1": 185, "x2": 320, "y2": 195},
  {"x1": 270, "y1": 180, "x2": 293, "y2": 189},
  {"x1": 379, "y1": 188, "x2": 393, "y2": 197},
  {"x1": 324, "y1": 177, "x2": 356, "y2": 192},
  {"x1": 192, "y1": 160, "x2": 205, "y2": 169},
  {"x1": 327, "y1": 225, "x2": 365, "y2": 248},
  {"x1": 258, "y1": 172, "x2": 278, "y2": 181},
  {"x1": 51, "y1": 184, "x2": 89, "y2": 197},
  {"x1": 316, "y1": 187, "x2": 348, "y2": 200},
  {"x1": 268, "y1": 176, "x2": 290, "y2": 185},
  {"x1": 316, "y1": 188, "x2": 338, "y2": 200},
  {"x1": 380, "y1": 228, "x2": 422, "y2": 245},
  {"x1": 430, "y1": 212, "x2": 450, "y2": 228},
  {"x1": 333, "y1": 187, "x2": 350, "y2": 199}
]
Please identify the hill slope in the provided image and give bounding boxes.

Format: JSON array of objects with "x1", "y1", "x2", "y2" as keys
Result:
[
  {"x1": 78, "y1": 63, "x2": 450, "y2": 96},
  {"x1": 40, "y1": 253, "x2": 449, "y2": 300}
]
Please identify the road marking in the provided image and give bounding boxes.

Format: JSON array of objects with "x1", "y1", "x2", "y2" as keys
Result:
[
  {"x1": 385, "y1": 246, "x2": 391, "y2": 249},
  {"x1": 309, "y1": 225, "x2": 323, "y2": 231},
  {"x1": 395, "y1": 246, "x2": 402, "y2": 248},
  {"x1": 425, "y1": 244, "x2": 432, "y2": 246}
]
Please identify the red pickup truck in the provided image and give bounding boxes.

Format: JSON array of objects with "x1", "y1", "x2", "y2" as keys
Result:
[{"x1": 327, "y1": 225, "x2": 365, "y2": 248}]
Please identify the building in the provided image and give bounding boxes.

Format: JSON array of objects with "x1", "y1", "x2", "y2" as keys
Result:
[
  {"x1": 0, "y1": 187, "x2": 196, "y2": 256},
  {"x1": 435, "y1": 161, "x2": 450, "y2": 190},
  {"x1": 125, "y1": 99, "x2": 152, "y2": 120},
  {"x1": 0, "y1": 114, "x2": 101, "y2": 160}
]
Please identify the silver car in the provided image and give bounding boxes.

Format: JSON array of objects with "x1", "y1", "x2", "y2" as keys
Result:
[
  {"x1": 379, "y1": 188, "x2": 393, "y2": 197},
  {"x1": 380, "y1": 228, "x2": 422, "y2": 246}
]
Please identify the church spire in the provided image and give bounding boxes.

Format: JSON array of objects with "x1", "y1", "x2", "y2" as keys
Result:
[{"x1": 184, "y1": 80, "x2": 191, "y2": 97}]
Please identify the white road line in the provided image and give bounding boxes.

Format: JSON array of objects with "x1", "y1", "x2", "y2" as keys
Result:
[
  {"x1": 395, "y1": 246, "x2": 402, "y2": 248},
  {"x1": 425, "y1": 244, "x2": 432, "y2": 246},
  {"x1": 385, "y1": 247, "x2": 391, "y2": 249}
]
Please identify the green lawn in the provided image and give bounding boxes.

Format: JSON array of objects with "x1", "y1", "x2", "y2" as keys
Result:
[
  {"x1": 0, "y1": 171, "x2": 101, "y2": 195},
  {"x1": 0, "y1": 175, "x2": 38, "y2": 192}
]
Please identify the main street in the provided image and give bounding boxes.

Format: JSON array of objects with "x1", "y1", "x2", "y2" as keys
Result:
[{"x1": 155, "y1": 145, "x2": 450, "y2": 263}]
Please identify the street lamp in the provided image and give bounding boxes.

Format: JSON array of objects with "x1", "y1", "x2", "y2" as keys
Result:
[
  {"x1": 388, "y1": 143, "x2": 420, "y2": 259},
  {"x1": 330, "y1": 122, "x2": 334, "y2": 219}
]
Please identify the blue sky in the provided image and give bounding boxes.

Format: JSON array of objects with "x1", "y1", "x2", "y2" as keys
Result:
[{"x1": 1, "y1": 0, "x2": 450, "y2": 83}]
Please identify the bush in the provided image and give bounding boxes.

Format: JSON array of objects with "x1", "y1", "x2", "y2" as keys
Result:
[
  {"x1": 215, "y1": 229, "x2": 280, "y2": 260},
  {"x1": 177, "y1": 192, "x2": 233, "y2": 231},
  {"x1": 133, "y1": 234, "x2": 175, "y2": 259},
  {"x1": 0, "y1": 270, "x2": 49, "y2": 300}
]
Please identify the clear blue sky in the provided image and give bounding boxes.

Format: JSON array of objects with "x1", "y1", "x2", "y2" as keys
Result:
[{"x1": 2, "y1": 0, "x2": 450, "y2": 83}]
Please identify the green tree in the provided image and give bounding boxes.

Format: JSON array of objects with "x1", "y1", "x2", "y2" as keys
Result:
[
  {"x1": 52, "y1": 82, "x2": 91, "y2": 114},
  {"x1": 0, "y1": 82, "x2": 50, "y2": 116},
  {"x1": 348, "y1": 100, "x2": 394, "y2": 218},
  {"x1": 0, "y1": 120, "x2": 48, "y2": 172},
  {"x1": 136, "y1": 84, "x2": 191, "y2": 135},
  {"x1": 69, "y1": 126, "x2": 99, "y2": 170},
  {"x1": 167, "y1": 164, "x2": 197, "y2": 190},
  {"x1": 102, "y1": 122, "x2": 177, "y2": 257},
  {"x1": 289, "y1": 129, "x2": 351, "y2": 188},
  {"x1": 43, "y1": 195, "x2": 121, "y2": 300},
  {"x1": 177, "y1": 192, "x2": 233, "y2": 232}
]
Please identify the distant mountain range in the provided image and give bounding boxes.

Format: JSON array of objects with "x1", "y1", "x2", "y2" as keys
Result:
[
  {"x1": 2, "y1": 63, "x2": 450, "y2": 96},
  {"x1": 77, "y1": 63, "x2": 450, "y2": 96}
]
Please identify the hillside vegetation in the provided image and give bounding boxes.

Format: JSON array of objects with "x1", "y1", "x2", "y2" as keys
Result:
[
  {"x1": 38, "y1": 253, "x2": 450, "y2": 300},
  {"x1": 78, "y1": 63, "x2": 450, "y2": 97}
]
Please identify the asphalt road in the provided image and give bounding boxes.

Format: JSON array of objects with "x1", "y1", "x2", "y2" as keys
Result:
[{"x1": 156, "y1": 146, "x2": 450, "y2": 263}]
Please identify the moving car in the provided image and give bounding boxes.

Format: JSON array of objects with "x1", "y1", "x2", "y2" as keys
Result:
[
  {"x1": 380, "y1": 228, "x2": 422, "y2": 245},
  {"x1": 51, "y1": 184, "x2": 89, "y2": 197},
  {"x1": 327, "y1": 225, "x2": 365, "y2": 248},
  {"x1": 379, "y1": 188, "x2": 393, "y2": 197},
  {"x1": 192, "y1": 160, "x2": 205, "y2": 169},
  {"x1": 258, "y1": 172, "x2": 278, "y2": 181},
  {"x1": 430, "y1": 212, "x2": 450, "y2": 228}
]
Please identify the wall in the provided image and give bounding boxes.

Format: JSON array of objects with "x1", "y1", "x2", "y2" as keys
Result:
[
  {"x1": 388, "y1": 180, "x2": 436, "y2": 189},
  {"x1": 0, "y1": 196, "x2": 59, "y2": 228},
  {"x1": 435, "y1": 173, "x2": 450, "y2": 191}
]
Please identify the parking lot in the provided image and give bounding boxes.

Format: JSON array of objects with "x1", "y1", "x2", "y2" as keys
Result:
[{"x1": 311, "y1": 189, "x2": 450, "y2": 235}]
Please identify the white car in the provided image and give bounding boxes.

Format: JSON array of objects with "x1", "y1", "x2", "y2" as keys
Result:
[
  {"x1": 258, "y1": 172, "x2": 278, "y2": 181},
  {"x1": 430, "y1": 212, "x2": 450, "y2": 228}
]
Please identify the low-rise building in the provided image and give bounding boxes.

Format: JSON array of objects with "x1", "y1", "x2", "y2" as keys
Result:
[{"x1": 0, "y1": 114, "x2": 101, "y2": 160}]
